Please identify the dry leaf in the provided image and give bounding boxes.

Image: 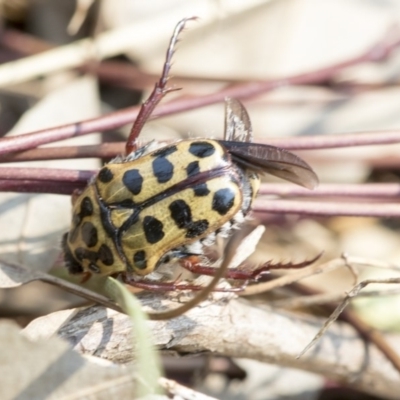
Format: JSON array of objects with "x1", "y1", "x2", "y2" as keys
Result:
[
  {"x1": 0, "y1": 320, "x2": 137, "y2": 400},
  {"x1": 23, "y1": 299, "x2": 400, "y2": 399},
  {"x1": 0, "y1": 76, "x2": 100, "y2": 271}
]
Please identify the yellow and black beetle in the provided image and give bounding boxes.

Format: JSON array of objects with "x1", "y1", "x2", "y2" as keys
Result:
[{"x1": 62, "y1": 19, "x2": 318, "y2": 289}]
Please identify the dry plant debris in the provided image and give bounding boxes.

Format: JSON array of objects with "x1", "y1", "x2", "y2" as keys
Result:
[{"x1": 1, "y1": 1, "x2": 400, "y2": 399}]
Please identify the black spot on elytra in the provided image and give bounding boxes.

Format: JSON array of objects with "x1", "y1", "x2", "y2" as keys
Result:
[
  {"x1": 72, "y1": 213, "x2": 81, "y2": 227},
  {"x1": 117, "y1": 199, "x2": 136, "y2": 208},
  {"x1": 152, "y1": 157, "x2": 174, "y2": 183},
  {"x1": 189, "y1": 141, "x2": 215, "y2": 158},
  {"x1": 193, "y1": 183, "x2": 210, "y2": 197},
  {"x1": 133, "y1": 250, "x2": 147, "y2": 270},
  {"x1": 98, "y1": 167, "x2": 114, "y2": 183},
  {"x1": 74, "y1": 248, "x2": 85, "y2": 261},
  {"x1": 62, "y1": 233, "x2": 84, "y2": 274},
  {"x1": 169, "y1": 199, "x2": 192, "y2": 229},
  {"x1": 122, "y1": 169, "x2": 143, "y2": 195},
  {"x1": 143, "y1": 216, "x2": 165, "y2": 244},
  {"x1": 80, "y1": 197, "x2": 93, "y2": 217},
  {"x1": 74, "y1": 247, "x2": 98, "y2": 262},
  {"x1": 98, "y1": 244, "x2": 114, "y2": 266},
  {"x1": 186, "y1": 220, "x2": 209, "y2": 238},
  {"x1": 66, "y1": 257, "x2": 83, "y2": 274},
  {"x1": 70, "y1": 197, "x2": 95, "y2": 243},
  {"x1": 212, "y1": 188, "x2": 236, "y2": 215},
  {"x1": 152, "y1": 145, "x2": 177, "y2": 158},
  {"x1": 186, "y1": 161, "x2": 200, "y2": 177},
  {"x1": 81, "y1": 221, "x2": 98, "y2": 247}
]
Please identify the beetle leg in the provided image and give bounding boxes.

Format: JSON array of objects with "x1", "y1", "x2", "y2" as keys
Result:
[
  {"x1": 79, "y1": 272, "x2": 92, "y2": 284},
  {"x1": 125, "y1": 17, "x2": 197, "y2": 155},
  {"x1": 180, "y1": 254, "x2": 321, "y2": 281},
  {"x1": 179, "y1": 256, "x2": 263, "y2": 280},
  {"x1": 122, "y1": 274, "x2": 243, "y2": 292}
]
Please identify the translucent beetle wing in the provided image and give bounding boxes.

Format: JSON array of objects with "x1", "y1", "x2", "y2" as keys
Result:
[
  {"x1": 220, "y1": 141, "x2": 319, "y2": 189},
  {"x1": 224, "y1": 98, "x2": 253, "y2": 143},
  {"x1": 221, "y1": 98, "x2": 318, "y2": 190}
]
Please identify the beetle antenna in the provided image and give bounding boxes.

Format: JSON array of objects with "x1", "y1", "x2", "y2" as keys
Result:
[{"x1": 125, "y1": 17, "x2": 198, "y2": 155}]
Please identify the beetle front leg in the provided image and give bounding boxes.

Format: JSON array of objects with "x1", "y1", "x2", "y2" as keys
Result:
[
  {"x1": 179, "y1": 254, "x2": 321, "y2": 281},
  {"x1": 179, "y1": 256, "x2": 263, "y2": 280},
  {"x1": 122, "y1": 274, "x2": 243, "y2": 292}
]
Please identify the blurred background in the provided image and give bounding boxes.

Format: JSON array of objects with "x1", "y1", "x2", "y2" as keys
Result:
[{"x1": 1, "y1": 0, "x2": 400, "y2": 399}]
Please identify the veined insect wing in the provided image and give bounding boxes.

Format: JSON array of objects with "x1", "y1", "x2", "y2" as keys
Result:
[
  {"x1": 220, "y1": 141, "x2": 319, "y2": 190},
  {"x1": 224, "y1": 98, "x2": 253, "y2": 143}
]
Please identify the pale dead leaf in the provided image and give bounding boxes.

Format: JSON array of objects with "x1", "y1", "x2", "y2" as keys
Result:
[
  {"x1": 101, "y1": 0, "x2": 270, "y2": 64},
  {"x1": 227, "y1": 224, "x2": 265, "y2": 270},
  {"x1": 23, "y1": 307, "x2": 77, "y2": 341},
  {"x1": 0, "y1": 259, "x2": 40, "y2": 288},
  {"x1": 130, "y1": 0, "x2": 391, "y2": 78},
  {"x1": 0, "y1": 75, "x2": 100, "y2": 272},
  {"x1": 0, "y1": 1, "x2": 267, "y2": 88},
  {"x1": 352, "y1": 267, "x2": 400, "y2": 331},
  {"x1": 0, "y1": 320, "x2": 137, "y2": 400},
  {"x1": 23, "y1": 299, "x2": 400, "y2": 399}
]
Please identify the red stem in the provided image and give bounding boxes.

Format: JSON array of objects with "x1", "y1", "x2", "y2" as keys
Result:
[
  {"x1": 4, "y1": 125, "x2": 400, "y2": 164},
  {"x1": 0, "y1": 142, "x2": 125, "y2": 162},
  {"x1": 0, "y1": 26, "x2": 399, "y2": 155},
  {"x1": 0, "y1": 179, "x2": 84, "y2": 194},
  {"x1": 2, "y1": 172, "x2": 400, "y2": 218},
  {"x1": 259, "y1": 130, "x2": 400, "y2": 150},
  {"x1": 0, "y1": 167, "x2": 95, "y2": 182},
  {"x1": 253, "y1": 199, "x2": 400, "y2": 217},
  {"x1": 259, "y1": 183, "x2": 400, "y2": 198}
]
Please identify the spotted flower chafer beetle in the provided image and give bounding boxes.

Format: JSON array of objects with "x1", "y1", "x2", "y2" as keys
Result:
[{"x1": 62, "y1": 18, "x2": 319, "y2": 291}]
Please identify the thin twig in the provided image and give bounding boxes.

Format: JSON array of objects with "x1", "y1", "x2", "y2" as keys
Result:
[
  {"x1": 273, "y1": 288, "x2": 400, "y2": 308},
  {"x1": 1, "y1": 29, "x2": 241, "y2": 87},
  {"x1": 1, "y1": 25, "x2": 400, "y2": 155},
  {"x1": 293, "y1": 281, "x2": 400, "y2": 376},
  {"x1": 241, "y1": 258, "x2": 344, "y2": 297},
  {"x1": 0, "y1": 258, "x2": 122, "y2": 313},
  {"x1": 5, "y1": 176, "x2": 400, "y2": 218},
  {"x1": 347, "y1": 256, "x2": 400, "y2": 271},
  {"x1": 4, "y1": 169, "x2": 400, "y2": 220},
  {"x1": 41, "y1": 274, "x2": 123, "y2": 313},
  {"x1": 4, "y1": 137, "x2": 400, "y2": 167},
  {"x1": 306, "y1": 152, "x2": 400, "y2": 169},
  {"x1": 0, "y1": 167, "x2": 95, "y2": 182},
  {"x1": 260, "y1": 130, "x2": 400, "y2": 150},
  {"x1": 259, "y1": 183, "x2": 400, "y2": 198},
  {"x1": 0, "y1": 179, "x2": 84, "y2": 194},
  {"x1": 253, "y1": 199, "x2": 400, "y2": 217},
  {"x1": 0, "y1": 143, "x2": 125, "y2": 163}
]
